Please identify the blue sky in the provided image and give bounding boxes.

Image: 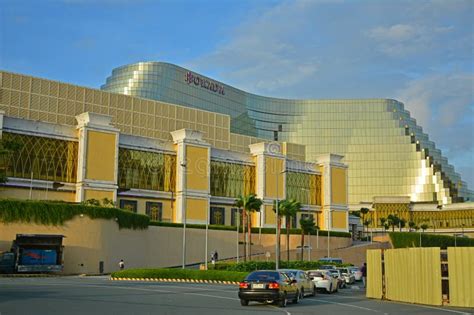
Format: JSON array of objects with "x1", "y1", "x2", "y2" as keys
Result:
[{"x1": 1, "y1": 0, "x2": 473, "y2": 188}]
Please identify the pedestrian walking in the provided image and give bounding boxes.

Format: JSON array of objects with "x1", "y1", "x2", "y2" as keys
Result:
[
  {"x1": 119, "y1": 259, "x2": 125, "y2": 270},
  {"x1": 361, "y1": 262, "x2": 367, "y2": 288},
  {"x1": 210, "y1": 252, "x2": 216, "y2": 266}
]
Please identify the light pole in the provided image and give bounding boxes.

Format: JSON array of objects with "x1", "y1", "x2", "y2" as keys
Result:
[
  {"x1": 327, "y1": 210, "x2": 332, "y2": 258},
  {"x1": 236, "y1": 209, "x2": 240, "y2": 263},
  {"x1": 205, "y1": 199, "x2": 209, "y2": 270},
  {"x1": 181, "y1": 162, "x2": 187, "y2": 269},
  {"x1": 275, "y1": 169, "x2": 285, "y2": 270}
]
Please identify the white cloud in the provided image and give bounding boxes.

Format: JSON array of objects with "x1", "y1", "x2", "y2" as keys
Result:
[
  {"x1": 397, "y1": 73, "x2": 474, "y2": 157},
  {"x1": 190, "y1": 0, "x2": 473, "y2": 186},
  {"x1": 367, "y1": 24, "x2": 453, "y2": 57}
]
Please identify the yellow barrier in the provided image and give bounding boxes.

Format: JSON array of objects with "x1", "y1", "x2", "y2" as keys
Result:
[
  {"x1": 448, "y1": 247, "x2": 474, "y2": 307},
  {"x1": 366, "y1": 249, "x2": 383, "y2": 299},
  {"x1": 385, "y1": 248, "x2": 441, "y2": 305}
]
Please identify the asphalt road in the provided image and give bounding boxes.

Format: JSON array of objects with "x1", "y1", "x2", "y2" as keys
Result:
[{"x1": 0, "y1": 277, "x2": 472, "y2": 315}]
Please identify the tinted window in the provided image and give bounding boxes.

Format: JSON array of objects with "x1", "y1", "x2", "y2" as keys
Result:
[
  {"x1": 280, "y1": 273, "x2": 290, "y2": 281},
  {"x1": 246, "y1": 271, "x2": 280, "y2": 281},
  {"x1": 308, "y1": 272, "x2": 323, "y2": 277}
]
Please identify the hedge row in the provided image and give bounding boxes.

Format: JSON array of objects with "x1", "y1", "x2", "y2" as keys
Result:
[
  {"x1": 389, "y1": 232, "x2": 474, "y2": 249},
  {"x1": 149, "y1": 221, "x2": 352, "y2": 238},
  {"x1": 111, "y1": 268, "x2": 247, "y2": 282},
  {"x1": 211, "y1": 260, "x2": 352, "y2": 272},
  {"x1": 0, "y1": 199, "x2": 150, "y2": 230}
]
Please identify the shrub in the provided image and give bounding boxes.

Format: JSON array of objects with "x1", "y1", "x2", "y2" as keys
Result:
[
  {"x1": 389, "y1": 232, "x2": 474, "y2": 249},
  {"x1": 212, "y1": 260, "x2": 352, "y2": 272},
  {"x1": 149, "y1": 221, "x2": 351, "y2": 238},
  {"x1": 111, "y1": 268, "x2": 247, "y2": 282},
  {"x1": 0, "y1": 199, "x2": 149, "y2": 230}
]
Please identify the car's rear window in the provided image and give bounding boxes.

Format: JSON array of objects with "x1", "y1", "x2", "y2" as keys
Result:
[
  {"x1": 246, "y1": 271, "x2": 280, "y2": 281},
  {"x1": 308, "y1": 272, "x2": 323, "y2": 277}
]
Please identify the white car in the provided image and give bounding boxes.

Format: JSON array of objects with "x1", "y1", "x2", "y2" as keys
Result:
[
  {"x1": 328, "y1": 269, "x2": 346, "y2": 289},
  {"x1": 347, "y1": 267, "x2": 363, "y2": 281},
  {"x1": 307, "y1": 270, "x2": 339, "y2": 293},
  {"x1": 337, "y1": 267, "x2": 356, "y2": 284}
]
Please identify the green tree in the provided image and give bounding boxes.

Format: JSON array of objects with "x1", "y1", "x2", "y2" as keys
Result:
[
  {"x1": 399, "y1": 218, "x2": 406, "y2": 232},
  {"x1": 420, "y1": 224, "x2": 429, "y2": 232},
  {"x1": 274, "y1": 199, "x2": 301, "y2": 262},
  {"x1": 299, "y1": 214, "x2": 316, "y2": 261},
  {"x1": 387, "y1": 214, "x2": 400, "y2": 232},
  {"x1": 234, "y1": 194, "x2": 263, "y2": 261},
  {"x1": 363, "y1": 219, "x2": 372, "y2": 239},
  {"x1": 359, "y1": 207, "x2": 370, "y2": 235},
  {"x1": 408, "y1": 221, "x2": 416, "y2": 232},
  {"x1": 380, "y1": 217, "x2": 387, "y2": 227},
  {"x1": 383, "y1": 223, "x2": 390, "y2": 232}
]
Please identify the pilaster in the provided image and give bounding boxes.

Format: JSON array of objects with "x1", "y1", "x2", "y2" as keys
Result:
[
  {"x1": 171, "y1": 129, "x2": 211, "y2": 224},
  {"x1": 316, "y1": 153, "x2": 349, "y2": 232},
  {"x1": 249, "y1": 142, "x2": 286, "y2": 228},
  {"x1": 75, "y1": 112, "x2": 119, "y2": 203}
]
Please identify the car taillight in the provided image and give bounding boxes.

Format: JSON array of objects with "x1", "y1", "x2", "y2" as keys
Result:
[
  {"x1": 268, "y1": 282, "x2": 280, "y2": 289},
  {"x1": 239, "y1": 282, "x2": 249, "y2": 289}
]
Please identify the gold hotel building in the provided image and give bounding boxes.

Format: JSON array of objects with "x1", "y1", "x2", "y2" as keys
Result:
[
  {"x1": 0, "y1": 64, "x2": 473, "y2": 230},
  {"x1": 0, "y1": 70, "x2": 350, "y2": 232}
]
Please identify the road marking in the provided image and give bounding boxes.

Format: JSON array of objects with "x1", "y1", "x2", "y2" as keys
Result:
[
  {"x1": 1, "y1": 282, "x2": 288, "y2": 314},
  {"x1": 306, "y1": 297, "x2": 382, "y2": 313}
]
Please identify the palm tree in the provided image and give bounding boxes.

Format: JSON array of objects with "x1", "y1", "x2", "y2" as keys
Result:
[
  {"x1": 360, "y1": 207, "x2": 370, "y2": 235},
  {"x1": 300, "y1": 215, "x2": 316, "y2": 261},
  {"x1": 420, "y1": 224, "x2": 429, "y2": 232},
  {"x1": 234, "y1": 194, "x2": 263, "y2": 261},
  {"x1": 408, "y1": 221, "x2": 416, "y2": 232},
  {"x1": 279, "y1": 199, "x2": 301, "y2": 262},
  {"x1": 387, "y1": 214, "x2": 400, "y2": 232},
  {"x1": 363, "y1": 219, "x2": 372, "y2": 240},
  {"x1": 399, "y1": 218, "x2": 406, "y2": 232}
]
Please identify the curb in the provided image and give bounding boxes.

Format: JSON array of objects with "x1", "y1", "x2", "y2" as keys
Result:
[
  {"x1": 110, "y1": 277, "x2": 239, "y2": 285},
  {"x1": 0, "y1": 274, "x2": 63, "y2": 278}
]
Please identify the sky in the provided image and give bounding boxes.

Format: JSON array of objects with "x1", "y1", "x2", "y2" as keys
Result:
[{"x1": 1, "y1": 0, "x2": 473, "y2": 188}]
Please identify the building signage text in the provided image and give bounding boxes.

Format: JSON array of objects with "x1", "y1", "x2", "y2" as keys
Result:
[{"x1": 185, "y1": 71, "x2": 225, "y2": 95}]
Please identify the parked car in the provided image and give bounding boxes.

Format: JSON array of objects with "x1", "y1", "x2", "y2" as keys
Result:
[
  {"x1": 337, "y1": 267, "x2": 356, "y2": 284},
  {"x1": 278, "y1": 269, "x2": 316, "y2": 298},
  {"x1": 307, "y1": 269, "x2": 339, "y2": 293},
  {"x1": 347, "y1": 266, "x2": 363, "y2": 281},
  {"x1": 328, "y1": 269, "x2": 346, "y2": 288},
  {"x1": 238, "y1": 270, "x2": 300, "y2": 307}
]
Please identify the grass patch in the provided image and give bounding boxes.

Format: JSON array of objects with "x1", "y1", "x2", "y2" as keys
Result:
[
  {"x1": 0, "y1": 199, "x2": 149, "y2": 230},
  {"x1": 111, "y1": 268, "x2": 247, "y2": 282},
  {"x1": 389, "y1": 232, "x2": 474, "y2": 249}
]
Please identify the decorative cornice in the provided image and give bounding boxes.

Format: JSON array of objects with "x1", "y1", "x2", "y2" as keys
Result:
[
  {"x1": 170, "y1": 129, "x2": 207, "y2": 145},
  {"x1": 249, "y1": 142, "x2": 285, "y2": 158},
  {"x1": 75, "y1": 112, "x2": 118, "y2": 132}
]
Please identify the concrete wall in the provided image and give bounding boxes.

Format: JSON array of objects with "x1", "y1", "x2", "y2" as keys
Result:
[{"x1": 0, "y1": 218, "x2": 352, "y2": 274}]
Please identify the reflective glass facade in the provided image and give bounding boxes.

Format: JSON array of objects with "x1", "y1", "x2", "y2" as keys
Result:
[
  {"x1": 102, "y1": 62, "x2": 473, "y2": 205},
  {"x1": 118, "y1": 148, "x2": 176, "y2": 192},
  {"x1": 1, "y1": 132, "x2": 78, "y2": 183}
]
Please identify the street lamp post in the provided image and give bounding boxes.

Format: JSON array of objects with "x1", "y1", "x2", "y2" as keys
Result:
[
  {"x1": 236, "y1": 210, "x2": 240, "y2": 263},
  {"x1": 181, "y1": 162, "x2": 187, "y2": 269},
  {"x1": 327, "y1": 215, "x2": 330, "y2": 258},
  {"x1": 205, "y1": 200, "x2": 209, "y2": 270}
]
